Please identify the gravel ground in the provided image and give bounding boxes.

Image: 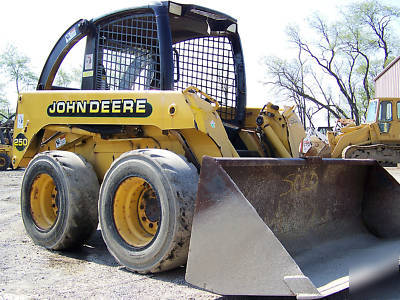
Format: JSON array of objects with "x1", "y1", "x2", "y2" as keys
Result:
[
  {"x1": 1, "y1": 168, "x2": 399, "y2": 299},
  {"x1": 0, "y1": 170, "x2": 218, "y2": 300}
]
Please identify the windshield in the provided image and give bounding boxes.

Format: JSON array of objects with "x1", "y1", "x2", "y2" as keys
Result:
[
  {"x1": 378, "y1": 101, "x2": 393, "y2": 122},
  {"x1": 366, "y1": 99, "x2": 378, "y2": 123}
]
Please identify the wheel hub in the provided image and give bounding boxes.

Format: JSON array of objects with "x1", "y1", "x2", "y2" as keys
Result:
[
  {"x1": 30, "y1": 173, "x2": 58, "y2": 231},
  {"x1": 113, "y1": 177, "x2": 161, "y2": 248}
]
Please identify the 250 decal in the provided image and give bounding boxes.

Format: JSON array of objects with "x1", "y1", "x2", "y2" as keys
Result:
[{"x1": 14, "y1": 133, "x2": 28, "y2": 151}]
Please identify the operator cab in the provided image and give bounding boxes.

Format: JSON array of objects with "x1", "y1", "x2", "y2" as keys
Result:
[
  {"x1": 37, "y1": 1, "x2": 246, "y2": 129},
  {"x1": 366, "y1": 98, "x2": 399, "y2": 133}
]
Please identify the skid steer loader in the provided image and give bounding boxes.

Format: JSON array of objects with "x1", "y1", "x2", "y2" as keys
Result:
[{"x1": 15, "y1": 2, "x2": 399, "y2": 298}]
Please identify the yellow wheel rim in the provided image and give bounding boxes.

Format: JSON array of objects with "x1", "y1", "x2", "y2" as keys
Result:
[
  {"x1": 30, "y1": 174, "x2": 58, "y2": 231},
  {"x1": 113, "y1": 177, "x2": 160, "y2": 248},
  {"x1": 0, "y1": 156, "x2": 6, "y2": 167}
]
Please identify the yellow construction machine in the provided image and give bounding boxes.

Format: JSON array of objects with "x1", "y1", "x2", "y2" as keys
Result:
[
  {"x1": 0, "y1": 114, "x2": 14, "y2": 170},
  {"x1": 327, "y1": 98, "x2": 400, "y2": 166},
  {"x1": 15, "y1": 2, "x2": 399, "y2": 298}
]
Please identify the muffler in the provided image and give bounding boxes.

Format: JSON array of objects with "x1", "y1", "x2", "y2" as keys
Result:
[{"x1": 185, "y1": 156, "x2": 400, "y2": 298}]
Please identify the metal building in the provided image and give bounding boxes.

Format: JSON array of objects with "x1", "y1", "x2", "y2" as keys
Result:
[{"x1": 374, "y1": 56, "x2": 400, "y2": 98}]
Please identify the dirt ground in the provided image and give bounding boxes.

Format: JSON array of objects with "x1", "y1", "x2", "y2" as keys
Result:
[
  {"x1": 0, "y1": 170, "x2": 218, "y2": 299},
  {"x1": 1, "y1": 168, "x2": 399, "y2": 299}
]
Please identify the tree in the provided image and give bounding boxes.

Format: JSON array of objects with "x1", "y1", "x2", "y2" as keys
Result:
[
  {"x1": 0, "y1": 83, "x2": 10, "y2": 120},
  {"x1": 264, "y1": 55, "x2": 346, "y2": 129},
  {"x1": 265, "y1": 0, "x2": 400, "y2": 127},
  {"x1": 54, "y1": 65, "x2": 82, "y2": 88},
  {"x1": 0, "y1": 44, "x2": 37, "y2": 94},
  {"x1": 349, "y1": 0, "x2": 400, "y2": 68}
]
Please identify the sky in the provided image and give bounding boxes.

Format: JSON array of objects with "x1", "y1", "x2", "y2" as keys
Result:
[{"x1": 0, "y1": 0, "x2": 398, "y2": 112}]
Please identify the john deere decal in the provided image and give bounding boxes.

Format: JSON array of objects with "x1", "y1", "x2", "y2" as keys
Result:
[{"x1": 47, "y1": 99, "x2": 152, "y2": 117}]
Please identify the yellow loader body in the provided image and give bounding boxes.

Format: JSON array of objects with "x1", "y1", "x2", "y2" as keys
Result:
[
  {"x1": 13, "y1": 89, "x2": 237, "y2": 178},
  {"x1": 16, "y1": 2, "x2": 400, "y2": 298}
]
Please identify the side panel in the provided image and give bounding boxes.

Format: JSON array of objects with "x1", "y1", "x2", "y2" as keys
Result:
[{"x1": 13, "y1": 90, "x2": 238, "y2": 175}]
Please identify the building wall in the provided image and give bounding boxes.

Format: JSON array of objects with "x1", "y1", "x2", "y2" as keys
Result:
[{"x1": 374, "y1": 56, "x2": 400, "y2": 98}]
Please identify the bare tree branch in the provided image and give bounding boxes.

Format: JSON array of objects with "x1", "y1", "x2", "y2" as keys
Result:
[{"x1": 264, "y1": 0, "x2": 400, "y2": 127}]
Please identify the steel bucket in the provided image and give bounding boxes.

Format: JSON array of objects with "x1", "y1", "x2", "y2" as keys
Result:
[{"x1": 186, "y1": 157, "x2": 400, "y2": 298}]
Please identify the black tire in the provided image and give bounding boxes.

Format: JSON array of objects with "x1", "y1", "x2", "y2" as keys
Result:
[
  {"x1": 0, "y1": 152, "x2": 10, "y2": 171},
  {"x1": 21, "y1": 151, "x2": 100, "y2": 250},
  {"x1": 99, "y1": 149, "x2": 198, "y2": 273}
]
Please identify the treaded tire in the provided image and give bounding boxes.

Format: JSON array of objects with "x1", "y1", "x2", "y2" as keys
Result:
[
  {"x1": 21, "y1": 151, "x2": 100, "y2": 250},
  {"x1": 0, "y1": 152, "x2": 10, "y2": 171},
  {"x1": 99, "y1": 149, "x2": 198, "y2": 273}
]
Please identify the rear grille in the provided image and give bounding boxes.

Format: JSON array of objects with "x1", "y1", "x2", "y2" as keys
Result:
[
  {"x1": 173, "y1": 36, "x2": 237, "y2": 122},
  {"x1": 96, "y1": 14, "x2": 161, "y2": 91}
]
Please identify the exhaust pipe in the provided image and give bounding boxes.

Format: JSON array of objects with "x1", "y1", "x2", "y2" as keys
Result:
[{"x1": 186, "y1": 156, "x2": 400, "y2": 298}]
